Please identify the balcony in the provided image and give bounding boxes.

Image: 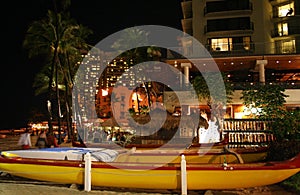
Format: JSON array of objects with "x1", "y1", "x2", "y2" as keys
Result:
[
  {"x1": 204, "y1": 2, "x2": 253, "y2": 17},
  {"x1": 205, "y1": 22, "x2": 254, "y2": 36},
  {"x1": 181, "y1": 18, "x2": 193, "y2": 35},
  {"x1": 166, "y1": 41, "x2": 299, "y2": 59},
  {"x1": 269, "y1": 0, "x2": 290, "y2": 5},
  {"x1": 181, "y1": 0, "x2": 192, "y2": 19},
  {"x1": 271, "y1": 26, "x2": 300, "y2": 38},
  {"x1": 205, "y1": 42, "x2": 255, "y2": 57}
]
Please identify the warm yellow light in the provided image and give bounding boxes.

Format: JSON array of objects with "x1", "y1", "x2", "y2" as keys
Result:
[
  {"x1": 132, "y1": 92, "x2": 142, "y2": 101},
  {"x1": 102, "y1": 89, "x2": 108, "y2": 96}
]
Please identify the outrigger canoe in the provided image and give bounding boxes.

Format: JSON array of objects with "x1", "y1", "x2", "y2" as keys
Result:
[
  {"x1": 0, "y1": 147, "x2": 299, "y2": 190},
  {"x1": 72, "y1": 138, "x2": 268, "y2": 163},
  {"x1": 1, "y1": 145, "x2": 267, "y2": 164}
]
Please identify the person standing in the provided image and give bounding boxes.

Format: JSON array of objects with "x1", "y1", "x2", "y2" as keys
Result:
[
  {"x1": 35, "y1": 130, "x2": 48, "y2": 149},
  {"x1": 17, "y1": 129, "x2": 32, "y2": 149},
  {"x1": 46, "y1": 132, "x2": 59, "y2": 148},
  {"x1": 93, "y1": 130, "x2": 101, "y2": 143}
]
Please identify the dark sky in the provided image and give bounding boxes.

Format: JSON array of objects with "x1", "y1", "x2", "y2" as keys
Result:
[{"x1": 0, "y1": 0, "x2": 182, "y2": 129}]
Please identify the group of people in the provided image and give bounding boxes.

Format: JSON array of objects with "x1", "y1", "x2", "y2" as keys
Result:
[
  {"x1": 108, "y1": 131, "x2": 126, "y2": 142},
  {"x1": 18, "y1": 129, "x2": 59, "y2": 149},
  {"x1": 35, "y1": 130, "x2": 59, "y2": 148},
  {"x1": 87, "y1": 129, "x2": 127, "y2": 143}
]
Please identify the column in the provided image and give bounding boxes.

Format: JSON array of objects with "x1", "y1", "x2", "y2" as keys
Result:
[
  {"x1": 256, "y1": 60, "x2": 268, "y2": 84},
  {"x1": 181, "y1": 63, "x2": 192, "y2": 87}
]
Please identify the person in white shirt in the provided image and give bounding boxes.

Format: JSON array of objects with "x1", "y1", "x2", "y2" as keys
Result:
[{"x1": 18, "y1": 129, "x2": 32, "y2": 149}]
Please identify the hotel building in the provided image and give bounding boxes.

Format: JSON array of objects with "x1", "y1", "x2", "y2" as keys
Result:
[
  {"x1": 164, "y1": 0, "x2": 300, "y2": 119},
  {"x1": 76, "y1": 0, "x2": 300, "y2": 145}
]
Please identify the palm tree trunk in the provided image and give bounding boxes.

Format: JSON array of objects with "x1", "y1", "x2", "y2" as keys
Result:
[
  {"x1": 64, "y1": 74, "x2": 73, "y2": 142},
  {"x1": 47, "y1": 47, "x2": 58, "y2": 134},
  {"x1": 143, "y1": 82, "x2": 151, "y2": 111},
  {"x1": 52, "y1": 0, "x2": 62, "y2": 144},
  {"x1": 55, "y1": 59, "x2": 62, "y2": 144}
]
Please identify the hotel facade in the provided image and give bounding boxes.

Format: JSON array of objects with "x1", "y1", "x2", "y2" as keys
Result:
[
  {"x1": 164, "y1": 0, "x2": 300, "y2": 119},
  {"x1": 74, "y1": 0, "x2": 300, "y2": 145}
]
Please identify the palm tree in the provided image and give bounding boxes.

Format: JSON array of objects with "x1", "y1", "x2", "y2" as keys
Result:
[
  {"x1": 111, "y1": 28, "x2": 162, "y2": 113},
  {"x1": 23, "y1": 2, "x2": 92, "y2": 143},
  {"x1": 192, "y1": 72, "x2": 233, "y2": 107},
  {"x1": 191, "y1": 72, "x2": 233, "y2": 140}
]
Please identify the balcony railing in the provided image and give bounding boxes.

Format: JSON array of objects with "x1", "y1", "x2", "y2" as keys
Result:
[
  {"x1": 204, "y1": 2, "x2": 253, "y2": 15},
  {"x1": 205, "y1": 42, "x2": 255, "y2": 56},
  {"x1": 165, "y1": 41, "x2": 299, "y2": 59},
  {"x1": 271, "y1": 26, "x2": 300, "y2": 38},
  {"x1": 205, "y1": 22, "x2": 254, "y2": 34}
]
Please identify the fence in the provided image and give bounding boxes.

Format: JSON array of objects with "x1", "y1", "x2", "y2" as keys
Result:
[{"x1": 222, "y1": 119, "x2": 275, "y2": 148}]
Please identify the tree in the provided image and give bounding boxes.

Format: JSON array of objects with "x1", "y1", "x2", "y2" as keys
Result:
[
  {"x1": 240, "y1": 84, "x2": 300, "y2": 142},
  {"x1": 192, "y1": 72, "x2": 233, "y2": 127},
  {"x1": 240, "y1": 84, "x2": 288, "y2": 118},
  {"x1": 192, "y1": 72, "x2": 233, "y2": 107},
  {"x1": 23, "y1": 1, "x2": 92, "y2": 143},
  {"x1": 191, "y1": 72, "x2": 233, "y2": 140},
  {"x1": 110, "y1": 28, "x2": 162, "y2": 113}
]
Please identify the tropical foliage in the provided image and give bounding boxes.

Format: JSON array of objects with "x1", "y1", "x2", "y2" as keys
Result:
[
  {"x1": 23, "y1": 0, "x2": 92, "y2": 142},
  {"x1": 241, "y1": 84, "x2": 300, "y2": 193},
  {"x1": 240, "y1": 84, "x2": 300, "y2": 141},
  {"x1": 110, "y1": 27, "x2": 162, "y2": 113},
  {"x1": 192, "y1": 72, "x2": 233, "y2": 106},
  {"x1": 240, "y1": 84, "x2": 288, "y2": 117}
]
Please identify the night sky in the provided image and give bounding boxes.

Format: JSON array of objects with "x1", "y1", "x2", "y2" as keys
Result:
[{"x1": 0, "y1": 0, "x2": 182, "y2": 129}]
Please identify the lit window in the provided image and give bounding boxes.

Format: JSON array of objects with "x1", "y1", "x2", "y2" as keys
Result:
[
  {"x1": 243, "y1": 37, "x2": 251, "y2": 50},
  {"x1": 277, "y1": 22, "x2": 288, "y2": 36},
  {"x1": 211, "y1": 38, "x2": 232, "y2": 51},
  {"x1": 278, "y1": 3, "x2": 294, "y2": 17},
  {"x1": 281, "y1": 39, "x2": 296, "y2": 53}
]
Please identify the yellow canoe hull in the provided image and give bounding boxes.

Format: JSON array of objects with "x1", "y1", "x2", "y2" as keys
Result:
[
  {"x1": 0, "y1": 158, "x2": 299, "y2": 190},
  {"x1": 0, "y1": 163, "x2": 84, "y2": 184},
  {"x1": 90, "y1": 168, "x2": 300, "y2": 190}
]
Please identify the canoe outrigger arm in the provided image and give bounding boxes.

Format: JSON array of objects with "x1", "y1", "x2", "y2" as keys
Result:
[{"x1": 223, "y1": 145, "x2": 244, "y2": 164}]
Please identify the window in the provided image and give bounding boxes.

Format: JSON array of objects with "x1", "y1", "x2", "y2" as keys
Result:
[
  {"x1": 281, "y1": 39, "x2": 295, "y2": 53},
  {"x1": 210, "y1": 37, "x2": 252, "y2": 52},
  {"x1": 276, "y1": 39, "x2": 296, "y2": 54},
  {"x1": 243, "y1": 37, "x2": 251, "y2": 50},
  {"x1": 211, "y1": 38, "x2": 232, "y2": 51},
  {"x1": 277, "y1": 22, "x2": 288, "y2": 36},
  {"x1": 277, "y1": 2, "x2": 294, "y2": 17}
]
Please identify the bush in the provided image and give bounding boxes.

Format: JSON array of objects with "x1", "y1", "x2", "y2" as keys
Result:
[
  {"x1": 266, "y1": 140, "x2": 300, "y2": 193},
  {"x1": 266, "y1": 140, "x2": 300, "y2": 161},
  {"x1": 281, "y1": 173, "x2": 300, "y2": 194}
]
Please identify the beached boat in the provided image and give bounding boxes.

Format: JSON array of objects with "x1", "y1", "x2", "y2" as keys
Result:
[
  {"x1": 0, "y1": 146, "x2": 266, "y2": 164},
  {"x1": 0, "y1": 147, "x2": 299, "y2": 190},
  {"x1": 72, "y1": 138, "x2": 268, "y2": 163}
]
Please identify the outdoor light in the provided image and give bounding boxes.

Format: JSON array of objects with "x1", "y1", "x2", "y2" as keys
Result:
[
  {"x1": 101, "y1": 89, "x2": 108, "y2": 96},
  {"x1": 251, "y1": 107, "x2": 257, "y2": 114}
]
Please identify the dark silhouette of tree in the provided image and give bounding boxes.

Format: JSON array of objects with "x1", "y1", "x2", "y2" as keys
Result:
[{"x1": 23, "y1": 0, "x2": 92, "y2": 143}]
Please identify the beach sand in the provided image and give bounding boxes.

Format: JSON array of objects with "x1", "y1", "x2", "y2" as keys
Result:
[{"x1": 0, "y1": 134, "x2": 298, "y2": 195}]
